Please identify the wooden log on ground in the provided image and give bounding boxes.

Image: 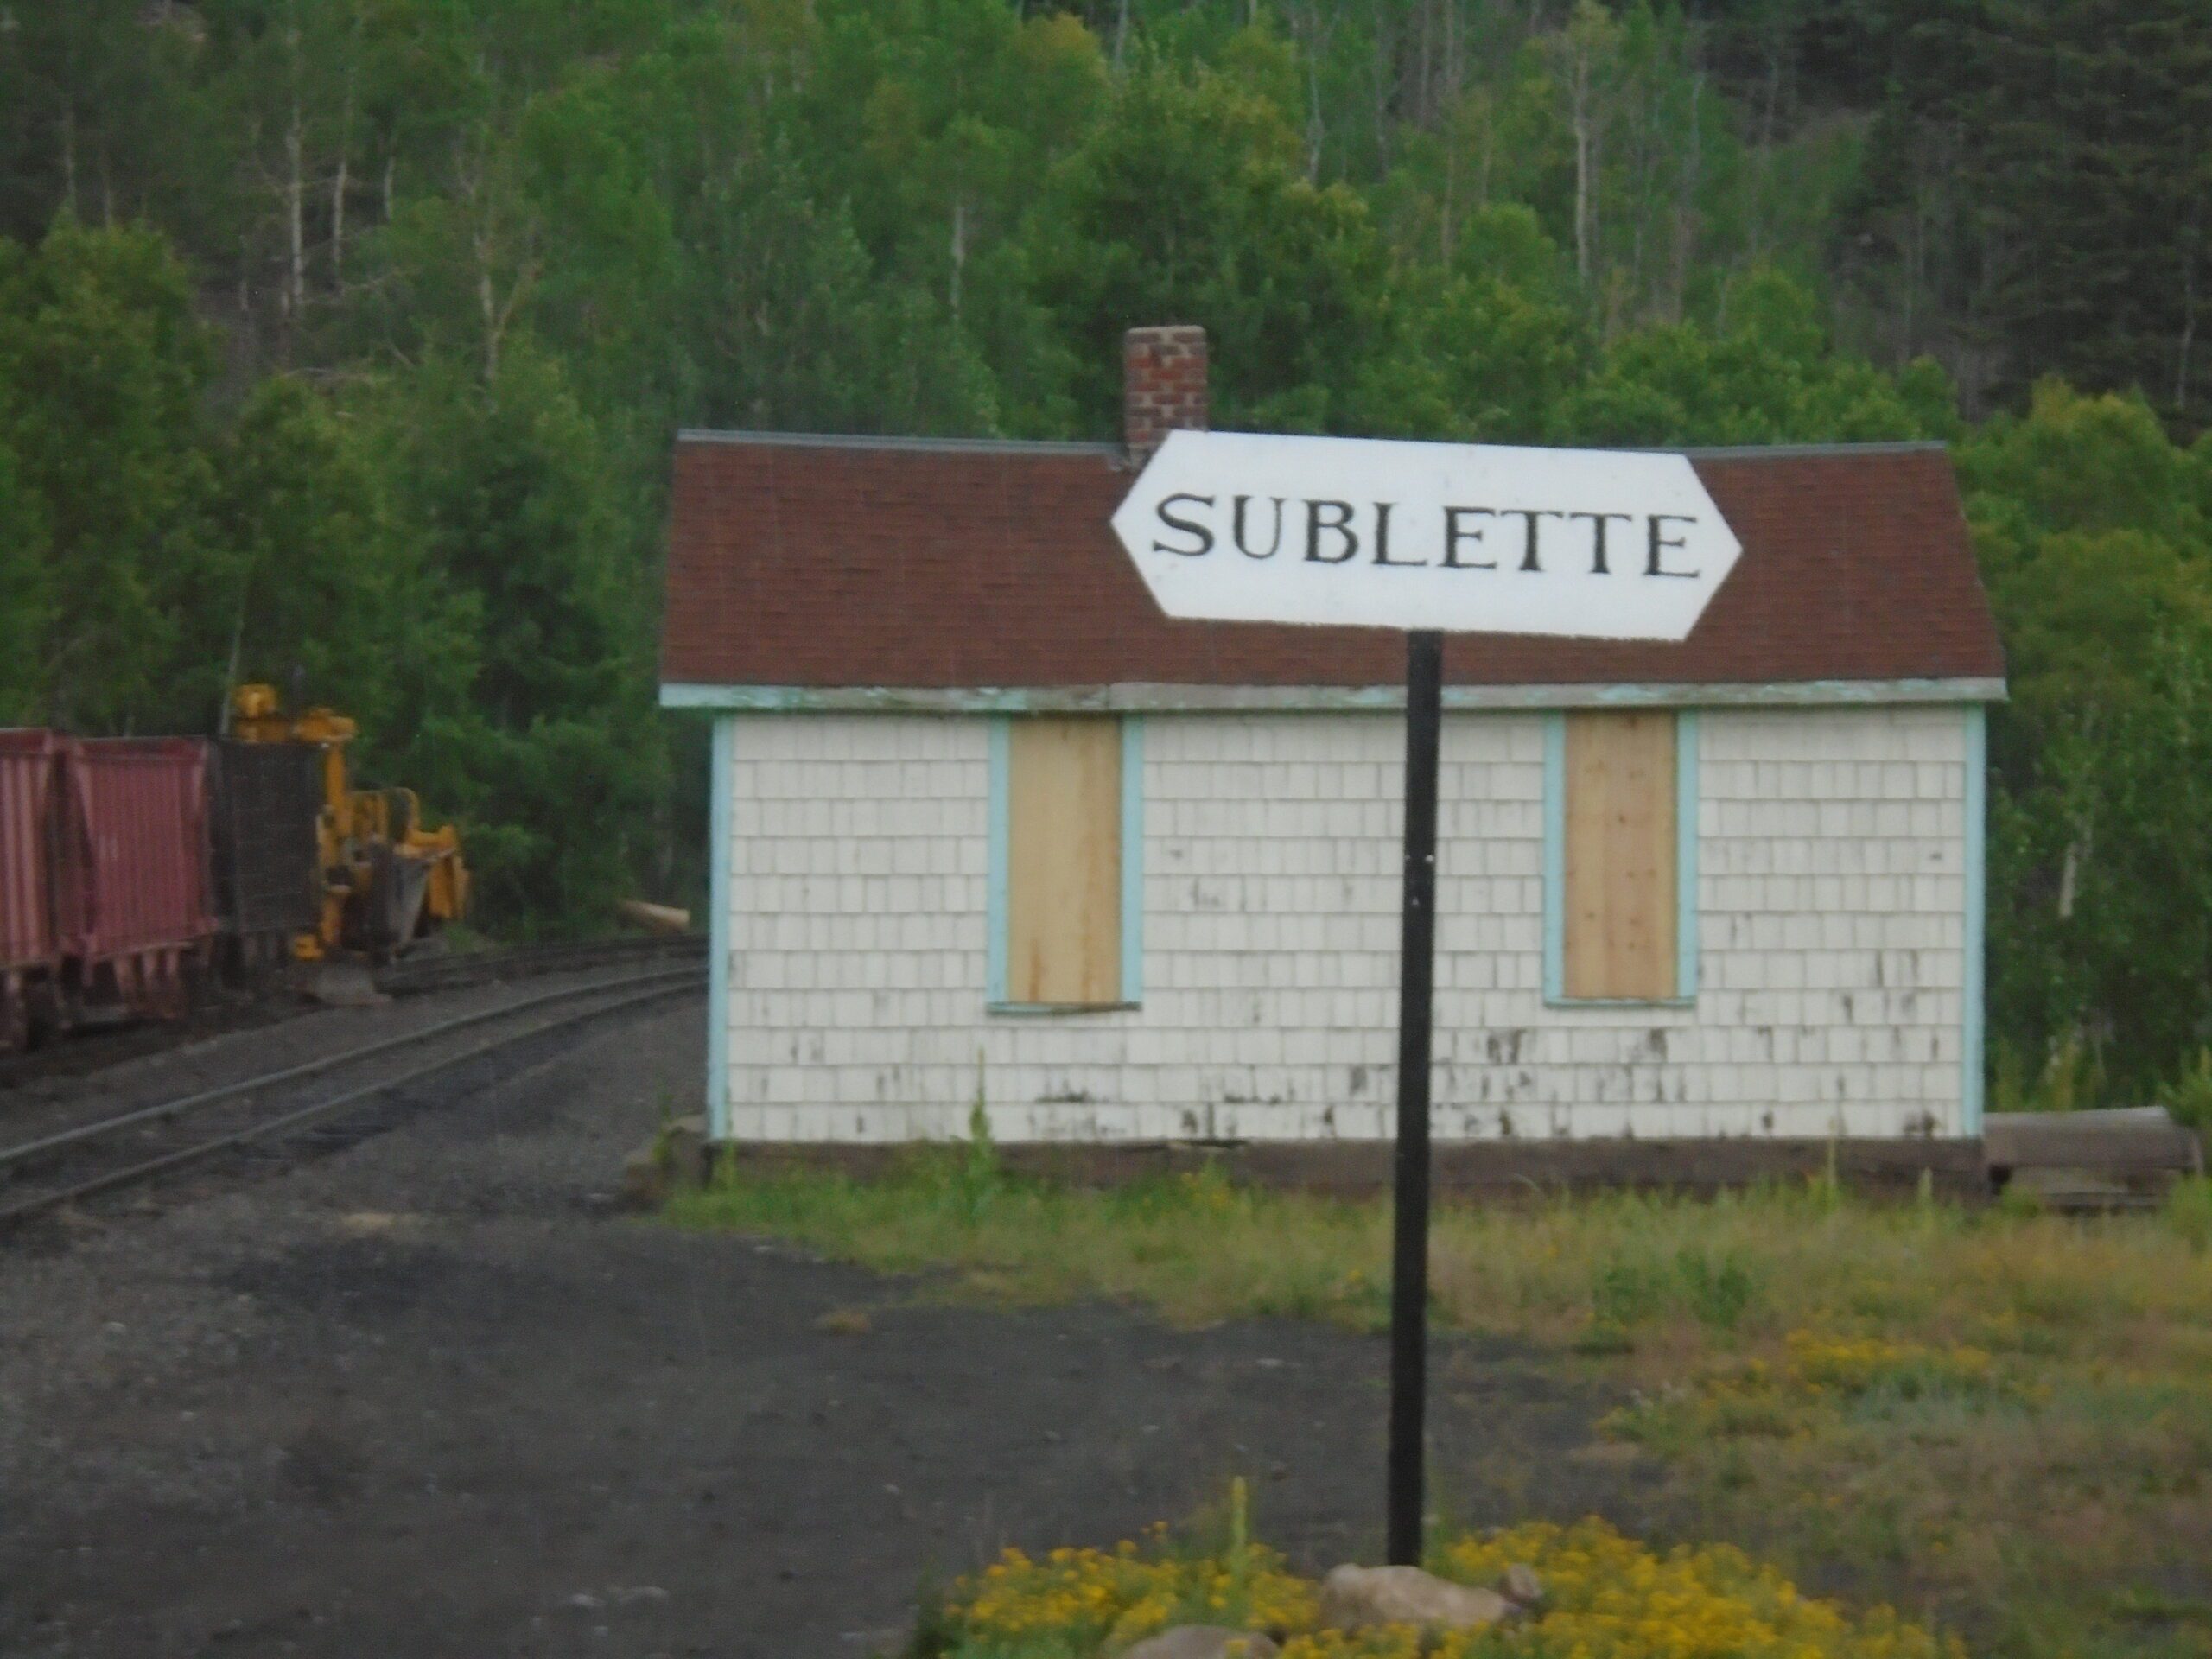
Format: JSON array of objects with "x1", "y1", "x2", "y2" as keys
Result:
[
  {"x1": 617, "y1": 899, "x2": 691, "y2": 934},
  {"x1": 1984, "y1": 1108, "x2": 2202, "y2": 1211},
  {"x1": 1983, "y1": 1109, "x2": 2202, "y2": 1173}
]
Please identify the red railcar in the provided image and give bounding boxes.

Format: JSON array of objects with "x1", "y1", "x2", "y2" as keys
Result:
[
  {"x1": 0, "y1": 729, "x2": 61, "y2": 1048},
  {"x1": 51, "y1": 737, "x2": 215, "y2": 1021}
]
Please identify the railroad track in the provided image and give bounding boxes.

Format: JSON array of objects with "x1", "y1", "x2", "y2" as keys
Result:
[
  {"x1": 378, "y1": 932, "x2": 705, "y2": 996},
  {"x1": 0, "y1": 933, "x2": 706, "y2": 1093},
  {"x1": 0, "y1": 965, "x2": 703, "y2": 1230}
]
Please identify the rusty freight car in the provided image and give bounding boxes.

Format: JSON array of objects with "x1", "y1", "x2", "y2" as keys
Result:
[
  {"x1": 50, "y1": 737, "x2": 216, "y2": 1027},
  {"x1": 0, "y1": 730, "x2": 62, "y2": 1050}
]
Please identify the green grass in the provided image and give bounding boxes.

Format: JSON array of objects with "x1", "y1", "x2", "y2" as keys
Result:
[
  {"x1": 671, "y1": 1153, "x2": 1395, "y2": 1325},
  {"x1": 666, "y1": 1150, "x2": 2212, "y2": 1659}
]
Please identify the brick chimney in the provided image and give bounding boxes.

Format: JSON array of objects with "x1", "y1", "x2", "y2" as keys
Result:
[{"x1": 1123, "y1": 325, "x2": 1208, "y2": 460}]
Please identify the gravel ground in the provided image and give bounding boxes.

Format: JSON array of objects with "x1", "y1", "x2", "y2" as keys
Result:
[
  {"x1": 0, "y1": 964, "x2": 690, "y2": 1151},
  {"x1": 0, "y1": 999, "x2": 1660, "y2": 1657}
]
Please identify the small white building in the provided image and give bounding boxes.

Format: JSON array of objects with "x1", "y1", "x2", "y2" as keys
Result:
[{"x1": 659, "y1": 327, "x2": 2005, "y2": 1147}]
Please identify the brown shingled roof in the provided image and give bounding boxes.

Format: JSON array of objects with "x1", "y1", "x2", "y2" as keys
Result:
[{"x1": 659, "y1": 433, "x2": 2003, "y2": 692}]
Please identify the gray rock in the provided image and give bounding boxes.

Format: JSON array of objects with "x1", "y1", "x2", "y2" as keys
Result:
[
  {"x1": 620, "y1": 1114, "x2": 713, "y2": 1206},
  {"x1": 1119, "y1": 1626, "x2": 1281, "y2": 1659},
  {"x1": 1319, "y1": 1565, "x2": 1516, "y2": 1632},
  {"x1": 1502, "y1": 1562, "x2": 1545, "y2": 1606}
]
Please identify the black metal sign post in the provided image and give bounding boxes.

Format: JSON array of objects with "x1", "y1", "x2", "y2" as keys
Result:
[
  {"x1": 1109, "y1": 424, "x2": 1739, "y2": 1568},
  {"x1": 1386, "y1": 627, "x2": 1444, "y2": 1566}
]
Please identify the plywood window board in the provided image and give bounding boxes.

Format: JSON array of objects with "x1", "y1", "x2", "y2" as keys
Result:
[
  {"x1": 1005, "y1": 717, "x2": 1122, "y2": 1006},
  {"x1": 1562, "y1": 710, "x2": 1677, "y2": 1001}
]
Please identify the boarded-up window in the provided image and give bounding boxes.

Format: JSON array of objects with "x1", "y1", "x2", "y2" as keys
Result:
[
  {"x1": 1005, "y1": 717, "x2": 1123, "y2": 1006},
  {"x1": 1562, "y1": 711, "x2": 1678, "y2": 1001}
]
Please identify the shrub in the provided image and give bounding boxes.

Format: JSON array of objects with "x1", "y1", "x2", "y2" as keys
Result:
[
  {"x1": 2165, "y1": 1177, "x2": 2212, "y2": 1252},
  {"x1": 1588, "y1": 1247, "x2": 1761, "y2": 1334},
  {"x1": 2156, "y1": 1049, "x2": 2212, "y2": 1135},
  {"x1": 919, "y1": 1517, "x2": 1961, "y2": 1659},
  {"x1": 930, "y1": 1539, "x2": 1316, "y2": 1653}
]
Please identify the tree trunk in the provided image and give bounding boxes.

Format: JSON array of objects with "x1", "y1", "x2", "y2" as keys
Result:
[
  {"x1": 1567, "y1": 29, "x2": 1594, "y2": 286},
  {"x1": 1373, "y1": 47, "x2": 1391, "y2": 174},
  {"x1": 1671, "y1": 73, "x2": 1701, "y2": 324},
  {"x1": 1440, "y1": 121, "x2": 1457, "y2": 263},
  {"x1": 1442, "y1": 0, "x2": 1463, "y2": 127},
  {"x1": 474, "y1": 138, "x2": 499, "y2": 380},
  {"x1": 1478, "y1": 93, "x2": 1495, "y2": 208},
  {"x1": 1626, "y1": 79, "x2": 1653, "y2": 313},
  {"x1": 1287, "y1": 0, "x2": 1329, "y2": 181},
  {"x1": 1905, "y1": 169, "x2": 1930, "y2": 359},
  {"x1": 332, "y1": 16, "x2": 360, "y2": 286},
  {"x1": 1414, "y1": 0, "x2": 1433, "y2": 130},
  {"x1": 285, "y1": 98, "x2": 307, "y2": 319},
  {"x1": 474, "y1": 194, "x2": 537, "y2": 386},
  {"x1": 60, "y1": 107, "x2": 77, "y2": 218},
  {"x1": 1572, "y1": 87, "x2": 1592, "y2": 284},
  {"x1": 480, "y1": 252, "x2": 499, "y2": 381},
  {"x1": 2177, "y1": 208, "x2": 2202, "y2": 411},
  {"x1": 949, "y1": 195, "x2": 966, "y2": 321},
  {"x1": 2177, "y1": 272, "x2": 2196, "y2": 413},
  {"x1": 219, "y1": 599, "x2": 247, "y2": 736},
  {"x1": 283, "y1": 12, "x2": 307, "y2": 321},
  {"x1": 1306, "y1": 55, "x2": 1325, "y2": 181},
  {"x1": 332, "y1": 150, "x2": 350, "y2": 285},
  {"x1": 1760, "y1": 35, "x2": 1782, "y2": 150}
]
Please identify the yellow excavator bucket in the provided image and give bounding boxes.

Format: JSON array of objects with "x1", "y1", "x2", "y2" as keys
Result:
[{"x1": 228, "y1": 683, "x2": 469, "y2": 962}]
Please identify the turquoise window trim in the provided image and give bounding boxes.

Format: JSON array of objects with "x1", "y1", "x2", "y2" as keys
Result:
[
  {"x1": 985, "y1": 714, "x2": 1143, "y2": 1014},
  {"x1": 1542, "y1": 716, "x2": 1567, "y2": 1004},
  {"x1": 1121, "y1": 717, "x2": 1146, "y2": 1006},
  {"x1": 986, "y1": 718, "x2": 1010, "y2": 1007},
  {"x1": 658, "y1": 677, "x2": 2006, "y2": 715},
  {"x1": 1677, "y1": 711, "x2": 1700, "y2": 1000},
  {"x1": 1962, "y1": 704, "x2": 1987, "y2": 1135},
  {"x1": 1542, "y1": 709, "x2": 1700, "y2": 1009},
  {"x1": 988, "y1": 1001, "x2": 1144, "y2": 1016},
  {"x1": 705, "y1": 716, "x2": 734, "y2": 1139}
]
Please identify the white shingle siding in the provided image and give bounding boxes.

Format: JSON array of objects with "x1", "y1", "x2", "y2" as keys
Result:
[{"x1": 716, "y1": 706, "x2": 1971, "y2": 1142}]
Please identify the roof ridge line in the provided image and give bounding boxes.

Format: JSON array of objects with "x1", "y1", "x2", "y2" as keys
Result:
[
  {"x1": 677, "y1": 429, "x2": 1122, "y2": 458},
  {"x1": 677, "y1": 429, "x2": 1949, "y2": 463},
  {"x1": 1674, "y1": 439, "x2": 1949, "y2": 460}
]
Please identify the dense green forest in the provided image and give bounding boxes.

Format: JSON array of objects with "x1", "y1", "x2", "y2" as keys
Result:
[{"x1": 3, "y1": 0, "x2": 2211, "y2": 1108}]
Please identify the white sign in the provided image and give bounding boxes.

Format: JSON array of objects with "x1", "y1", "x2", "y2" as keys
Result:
[{"x1": 1110, "y1": 430, "x2": 1741, "y2": 640}]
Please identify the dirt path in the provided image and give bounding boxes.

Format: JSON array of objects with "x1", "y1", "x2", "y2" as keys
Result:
[{"x1": 0, "y1": 1003, "x2": 1657, "y2": 1657}]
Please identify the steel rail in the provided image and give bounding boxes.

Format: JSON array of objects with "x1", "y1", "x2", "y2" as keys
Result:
[
  {"x1": 380, "y1": 934, "x2": 703, "y2": 995},
  {"x1": 0, "y1": 967, "x2": 701, "y2": 1175},
  {"x1": 0, "y1": 976, "x2": 702, "y2": 1227}
]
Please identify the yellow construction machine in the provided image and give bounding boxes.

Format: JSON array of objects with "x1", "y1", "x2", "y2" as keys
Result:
[{"x1": 229, "y1": 683, "x2": 468, "y2": 962}]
